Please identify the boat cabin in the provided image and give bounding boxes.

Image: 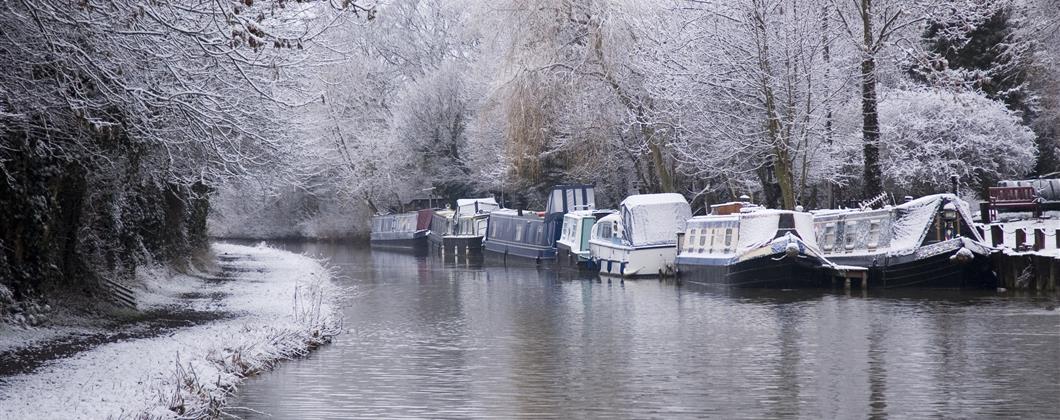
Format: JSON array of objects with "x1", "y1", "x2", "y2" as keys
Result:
[
  {"x1": 557, "y1": 209, "x2": 616, "y2": 266},
  {"x1": 810, "y1": 194, "x2": 994, "y2": 288},
  {"x1": 370, "y1": 209, "x2": 433, "y2": 247},
  {"x1": 484, "y1": 184, "x2": 596, "y2": 261}
]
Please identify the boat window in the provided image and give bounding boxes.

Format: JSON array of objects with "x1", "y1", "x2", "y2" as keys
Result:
[
  {"x1": 724, "y1": 228, "x2": 733, "y2": 251},
  {"x1": 844, "y1": 221, "x2": 857, "y2": 251},
  {"x1": 867, "y1": 220, "x2": 881, "y2": 250},
  {"x1": 698, "y1": 229, "x2": 707, "y2": 253},
  {"x1": 537, "y1": 224, "x2": 545, "y2": 244},
  {"x1": 599, "y1": 222, "x2": 611, "y2": 239},
  {"x1": 685, "y1": 228, "x2": 696, "y2": 251},
  {"x1": 515, "y1": 222, "x2": 524, "y2": 242},
  {"x1": 822, "y1": 224, "x2": 836, "y2": 251}
]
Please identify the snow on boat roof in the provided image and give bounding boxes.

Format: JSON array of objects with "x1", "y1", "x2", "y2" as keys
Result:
[
  {"x1": 620, "y1": 193, "x2": 692, "y2": 247},
  {"x1": 568, "y1": 208, "x2": 617, "y2": 217},
  {"x1": 812, "y1": 193, "x2": 983, "y2": 254},
  {"x1": 455, "y1": 197, "x2": 499, "y2": 217},
  {"x1": 489, "y1": 208, "x2": 543, "y2": 219},
  {"x1": 456, "y1": 197, "x2": 497, "y2": 208},
  {"x1": 621, "y1": 193, "x2": 687, "y2": 208}
]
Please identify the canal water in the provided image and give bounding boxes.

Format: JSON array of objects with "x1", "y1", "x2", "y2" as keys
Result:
[{"x1": 229, "y1": 241, "x2": 1060, "y2": 418}]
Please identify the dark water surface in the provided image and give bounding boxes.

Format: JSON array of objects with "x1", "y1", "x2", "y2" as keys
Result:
[{"x1": 229, "y1": 241, "x2": 1060, "y2": 419}]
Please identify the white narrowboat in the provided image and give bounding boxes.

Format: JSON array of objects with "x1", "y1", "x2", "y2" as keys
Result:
[{"x1": 589, "y1": 193, "x2": 692, "y2": 276}]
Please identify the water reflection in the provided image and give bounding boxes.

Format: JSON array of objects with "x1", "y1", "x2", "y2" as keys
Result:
[{"x1": 226, "y1": 242, "x2": 1060, "y2": 419}]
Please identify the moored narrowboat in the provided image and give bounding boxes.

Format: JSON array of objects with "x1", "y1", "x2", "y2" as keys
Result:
[
  {"x1": 556, "y1": 209, "x2": 616, "y2": 269},
  {"x1": 812, "y1": 194, "x2": 995, "y2": 288},
  {"x1": 483, "y1": 184, "x2": 596, "y2": 263},
  {"x1": 428, "y1": 198, "x2": 499, "y2": 253},
  {"x1": 370, "y1": 209, "x2": 433, "y2": 249},
  {"x1": 589, "y1": 193, "x2": 692, "y2": 277},
  {"x1": 676, "y1": 203, "x2": 838, "y2": 288}
]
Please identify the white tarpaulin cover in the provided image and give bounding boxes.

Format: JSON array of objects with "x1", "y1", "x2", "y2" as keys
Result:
[
  {"x1": 735, "y1": 211, "x2": 779, "y2": 252},
  {"x1": 890, "y1": 193, "x2": 981, "y2": 255},
  {"x1": 620, "y1": 193, "x2": 692, "y2": 247},
  {"x1": 455, "y1": 198, "x2": 499, "y2": 218},
  {"x1": 734, "y1": 210, "x2": 822, "y2": 254}
]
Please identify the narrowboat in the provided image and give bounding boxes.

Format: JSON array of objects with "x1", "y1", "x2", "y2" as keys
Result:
[
  {"x1": 675, "y1": 203, "x2": 839, "y2": 288},
  {"x1": 483, "y1": 184, "x2": 596, "y2": 262},
  {"x1": 428, "y1": 198, "x2": 499, "y2": 253},
  {"x1": 556, "y1": 209, "x2": 616, "y2": 269},
  {"x1": 369, "y1": 209, "x2": 433, "y2": 249},
  {"x1": 589, "y1": 193, "x2": 692, "y2": 277},
  {"x1": 812, "y1": 194, "x2": 995, "y2": 288}
]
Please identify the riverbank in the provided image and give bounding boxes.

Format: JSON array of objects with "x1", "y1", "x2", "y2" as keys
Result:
[{"x1": 0, "y1": 243, "x2": 341, "y2": 419}]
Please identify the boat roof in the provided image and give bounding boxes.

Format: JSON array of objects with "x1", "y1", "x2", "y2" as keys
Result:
[
  {"x1": 620, "y1": 193, "x2": 687, "y2": 208},
  {"x1": 489, "y1": 208, "x2": 544, "y2": 220}
]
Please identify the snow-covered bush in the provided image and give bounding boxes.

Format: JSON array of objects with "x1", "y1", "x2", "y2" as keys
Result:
[{"x1": 876, "y1": 89, "x2": 1036, "y2": 197}]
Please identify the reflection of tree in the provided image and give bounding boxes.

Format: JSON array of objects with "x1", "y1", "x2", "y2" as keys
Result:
[
  {"x1": 768, "y1": 305, "x2": 805, "y2": 417},
  {"x1": 867, "y1": 321, "x2": 889, "y2": 419}
]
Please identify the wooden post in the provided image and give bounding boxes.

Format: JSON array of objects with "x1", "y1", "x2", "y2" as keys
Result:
[
  {"x1": 1034, "y1": 229, "x2": 1045, "y2": 251},
  {"x1": 991, "y1": 225, "x2": 1004, "y2": 247},
  {"x1": 1015, "y1": 229, "x2": 1027, "y2": 250},
  {"x1": 980, "y1": 202, "x2": 992, "y2": 224}
]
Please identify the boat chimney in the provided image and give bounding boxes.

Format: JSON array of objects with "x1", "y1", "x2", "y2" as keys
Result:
[{"x1": 518, "y1": 209, "x2": 523, "y2": 216}]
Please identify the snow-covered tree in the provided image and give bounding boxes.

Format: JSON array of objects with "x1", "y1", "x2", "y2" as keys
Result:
[{"x1": 859, "y1": 89, "x2": 1036, "y2": 196}]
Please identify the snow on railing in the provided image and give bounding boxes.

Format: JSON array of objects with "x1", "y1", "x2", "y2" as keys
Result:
[{"x1": 979, "y1": 220, "x2": 1060, "y2": 253}]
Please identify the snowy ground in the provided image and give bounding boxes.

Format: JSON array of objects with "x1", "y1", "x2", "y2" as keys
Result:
[{"x1": 0, "y1": 243, "x2": 341, "y2": 419}]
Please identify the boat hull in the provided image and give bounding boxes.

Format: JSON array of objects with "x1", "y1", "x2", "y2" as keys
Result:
[
  {"x1": 677, "y1": 254, "x2": 835, "y2": 288},
  {"x1": 483, "y1": 239, "x2": 556, "y2": 263},
  {"x1": 591, "y1": 242, "x2": 677, "y2": 277},
  {"x1": 370, "y1": 230, "x2": 429, "y2": 250},
  {"x1": 825, "y1": 239, "x2": 996, "y2": 288},
  {"x1": 429, "y1": 233, "x2": 484, "y2": 254},
  {"x1": 556, "y1": 242, "x2": 593, "y2": 270}
]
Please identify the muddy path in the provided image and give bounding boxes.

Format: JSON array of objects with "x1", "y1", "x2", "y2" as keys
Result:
[{"x1": 0, "y1": 253, "x2": 256, "y2": 379}]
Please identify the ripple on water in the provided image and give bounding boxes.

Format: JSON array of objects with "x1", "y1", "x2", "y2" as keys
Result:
[{"x1": 228, "y1": 242, "x2": 1060, "y2": 419}]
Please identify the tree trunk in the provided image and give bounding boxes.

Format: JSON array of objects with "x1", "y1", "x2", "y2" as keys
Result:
[
  {"x1": 646, "y1": 127, "x2": 675, "y2": 193},
  {"x1": 860, "y1": 0, "x2": 883, "y2": 199},
  {"x1": 753, "y1": 3, "x2": 796, "y2": 209},
  {"x1": 590, "y1": 19, "x2": 673, "y2": 193}
]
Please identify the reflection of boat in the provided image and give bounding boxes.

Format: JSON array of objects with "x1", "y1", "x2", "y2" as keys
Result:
[
  {"x1": 556, "y1": 209, "x2": 616, "y2": 269},
  {"x1": 370, "y1": 209, "x2": 433, "y2": 249},
  {"x1": 676, "y1": 203, "x2": 838, "y2": 288},
  {"x1": 589, "y1": 193, "x2": 691, "y2": 277},
  {"x1": 483, "y1": 185, "x2": 595, "y2": 263},
  {"x1": 428, "y1": 198, "x2": 499, "y2": 254},
  {"x1": 812, "y1": 194, "x2": 995, "y2": 288}
]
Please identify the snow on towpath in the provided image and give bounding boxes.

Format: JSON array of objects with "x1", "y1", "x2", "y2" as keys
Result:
[{"x1": 0, "y1": 242, "x2": 341, "y2": 419}]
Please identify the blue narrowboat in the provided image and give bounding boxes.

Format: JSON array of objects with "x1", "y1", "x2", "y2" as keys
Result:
[
  {"x1": 370, "y1": 209, "x2": 434, "y2": 250},
  {"x1": 483, "y1": 185, "x2": 596, "y2": 263}
]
